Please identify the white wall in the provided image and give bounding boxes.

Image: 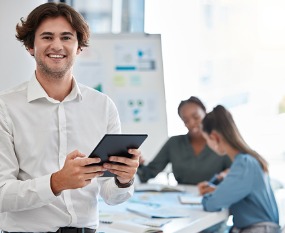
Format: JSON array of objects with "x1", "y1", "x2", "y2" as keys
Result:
[
  {"x1": 145, "y1": 0, "x2": 285, "y2": 137},
  {"x1": 0, "y1": 0, "x2": 46, "y2": 91}
]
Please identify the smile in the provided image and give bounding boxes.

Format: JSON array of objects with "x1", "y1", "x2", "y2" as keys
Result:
[{"x1": 48, "y1": 54, "x2": 65, "y2": 58}]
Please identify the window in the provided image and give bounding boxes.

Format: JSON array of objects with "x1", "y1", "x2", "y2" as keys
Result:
[{"x1": 145, "y1": 0, "x2": 285, "y2": 184}]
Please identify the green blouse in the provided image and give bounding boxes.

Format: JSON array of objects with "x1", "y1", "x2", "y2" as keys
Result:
[{"x1": 137, "y1": 134, "x2": 232, "y2": 185}]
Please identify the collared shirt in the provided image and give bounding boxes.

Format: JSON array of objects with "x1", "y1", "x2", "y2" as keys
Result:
[
  {"x1": 0, "y1": 75, "x2": 134, "y2": 232},
  {"x1": 137, "y1": 134, "x2": 232, "y2": 184},
  {"x1": 202, "y1": 153, "x2": 279, "y2": 229}
]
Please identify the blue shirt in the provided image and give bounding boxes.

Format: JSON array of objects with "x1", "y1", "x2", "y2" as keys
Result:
[{"x1": 202, "y1": 153, "x2": 279, "y2": 228}]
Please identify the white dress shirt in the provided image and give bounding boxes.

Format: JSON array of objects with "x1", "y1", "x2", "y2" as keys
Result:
[{"x1": 0, "y1": 75, "x2": 134, "y2": 231}]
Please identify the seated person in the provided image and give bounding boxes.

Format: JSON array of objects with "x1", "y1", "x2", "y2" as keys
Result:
[
  {"x1": 137, "y1": 96, "x2": 232, "y2": 185},
  {"x1": 199, "y1": 105, "x2": 280, "y2": 233}
]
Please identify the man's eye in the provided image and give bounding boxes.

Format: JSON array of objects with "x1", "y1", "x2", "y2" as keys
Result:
[
  {"x1": 62, "y1": 36, "x2": 71, "y2": 41},
  {"x1": 42, "y1": 36, "x2": 52, "y2": 40}
]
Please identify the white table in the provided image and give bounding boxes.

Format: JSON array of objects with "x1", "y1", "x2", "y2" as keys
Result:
[{"x1": 97, "y1": 185, "x2": 229, "y2": 233}]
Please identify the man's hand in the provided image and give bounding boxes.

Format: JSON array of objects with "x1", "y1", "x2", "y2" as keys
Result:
[
  {"x1": 51, "y1": 150, "x2": 107, "y2": 195},
  {"x1": 139, "y1": 155, "x2": 146, "y2": 165},
  {"x1": 198, "y1": 181, "x2": 216, "y2": 195},
  {"x1": 103, "y1": 148, "x2": 141, "y2": 184}
]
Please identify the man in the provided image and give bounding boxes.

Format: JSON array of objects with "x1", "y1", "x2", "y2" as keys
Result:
[{"x1": 0, "y1": 2, "x2": 140, "y2": 232}]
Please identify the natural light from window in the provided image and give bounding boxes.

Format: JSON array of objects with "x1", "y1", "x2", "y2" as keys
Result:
[{"x1": 145, "y1": 0, "x2": 285, "y2": 184}]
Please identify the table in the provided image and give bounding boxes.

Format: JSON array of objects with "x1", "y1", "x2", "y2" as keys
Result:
[{"x1": 97, "y1": 185, "x2": 229, "y2": 233}]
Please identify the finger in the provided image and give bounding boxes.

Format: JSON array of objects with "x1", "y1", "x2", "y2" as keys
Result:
[
  {"x1": 109, "y1": 156, "x2": 139, "y2": 167},
  {"x1": 78, "y1": 157, "x2": 102, "y2": 166},
  {"x1": 83, "y1": 165, "x2": 106, "y2": 174},
  {"x1": 198, "y1": 183, "x2": 208, "y2": 191},
  {"x1": 67, "y1": 150, "x2": 85, "y2": 160},
  {"x1": 74, "y1": 170, "x2": 106, "y2": 188},
  {"x1": 128, "y1": 149, "x2": 141, "y2": 158},
  {"x1": 103, "y1": 161, "x2": 138, "y2": 173},
  {"x1": 103, "y1": 162, "x2": 124, "y2": 171},
  {"x1": 104, "y1": 162, "x2": 135, "y2": 176},
  {"x1": 108, "y1": 169, "x2": 131, "y2": 180},
  {"x1": 203, "y1": 186, "x2": 215, "y2": 195},
  {"x1": 84, "y1": 171, "x2": 105, "y2": 180},
  {"x1": 199, "y1": 185, "x2": 210, "y2": 195},
  {"x1": 204, "y1": 187, "x2": 212, "y2": 194},
  {"x1": 200, "y1": 186, "x2": 209, "y2": 195},
  {"x1": 108, "y1": 156, "x2": 129, "y2": 164}
]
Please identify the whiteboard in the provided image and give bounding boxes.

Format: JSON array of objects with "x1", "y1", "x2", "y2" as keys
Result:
[{"x1": 73, "y1": 34, "x2": 168, "y2": 161}]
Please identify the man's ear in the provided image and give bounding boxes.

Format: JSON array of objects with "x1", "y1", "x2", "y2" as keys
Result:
[
  {"x1": 76, "y1": 47, "x2": 82, "y2": 55},
  {"x1": 27, "y1": 47, "x2": 34, "y2": 57}
]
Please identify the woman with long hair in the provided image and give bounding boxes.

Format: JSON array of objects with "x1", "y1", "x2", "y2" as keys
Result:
[
  {"x1": 199, "y1": 105, "x2": 280, "y2": 233},
  {"x1": 137, "y1": 97, "x2": 231, "y2": 185}
]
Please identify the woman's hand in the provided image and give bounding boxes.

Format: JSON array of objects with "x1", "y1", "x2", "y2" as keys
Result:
[{"x1": 198, "y1": 181, "x2": 216, "y2": 195}]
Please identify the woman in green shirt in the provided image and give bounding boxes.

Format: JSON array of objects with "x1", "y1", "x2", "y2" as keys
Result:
[{"x1": 137, "y1": 96, "x2": 232, "y2": 185}]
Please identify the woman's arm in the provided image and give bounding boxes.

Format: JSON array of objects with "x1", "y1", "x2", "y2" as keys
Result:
[
  {"x1": 137, "y1": 139, "x2": 171, "y2": 182},
  {"x1": 202, "y1": 157, "x2": 254, "y2": 211}
]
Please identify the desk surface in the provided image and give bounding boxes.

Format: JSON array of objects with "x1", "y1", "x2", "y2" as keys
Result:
[{"x1": 98, "y1": 185, "x2": 229, "y2": 233}]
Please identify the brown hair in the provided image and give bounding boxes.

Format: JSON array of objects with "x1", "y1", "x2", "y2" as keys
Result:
[
  {"x1": 178, "y1": 96, "x2": 206, "y2": 117},
  {"x1": 15, "y1": 2, "x2": 90, "y2": 49},
  {"x1": 202, "y1": 105, "x2": 268, "y2": 172}
]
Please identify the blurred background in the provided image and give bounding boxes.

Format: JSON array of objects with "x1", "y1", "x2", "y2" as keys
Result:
[{"x1": 0, "y1": 0, "x2": 285, "y2": 187}]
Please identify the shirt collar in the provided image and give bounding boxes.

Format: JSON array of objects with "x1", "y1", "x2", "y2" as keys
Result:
[{"x1": 27, "y1": 73, "x2": 82, "y2": 103}]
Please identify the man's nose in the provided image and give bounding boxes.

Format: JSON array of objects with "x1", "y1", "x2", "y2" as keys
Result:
[{"x1": 50, "y1": 37, "x2": 63, "y2": 51}]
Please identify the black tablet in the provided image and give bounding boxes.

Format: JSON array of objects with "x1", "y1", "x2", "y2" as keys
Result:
[{"x1": 89, "y1": 134, "x2": 148, "y2": 177}]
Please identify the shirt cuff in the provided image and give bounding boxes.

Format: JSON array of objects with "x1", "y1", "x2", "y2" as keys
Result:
[{"x1": 35, "y1": 174, "x2": 57, "y2": 203}]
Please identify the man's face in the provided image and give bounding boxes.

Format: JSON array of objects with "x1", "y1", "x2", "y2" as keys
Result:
[{"x1": 28, "y1": 16, "x2": 81, "y2": 79}]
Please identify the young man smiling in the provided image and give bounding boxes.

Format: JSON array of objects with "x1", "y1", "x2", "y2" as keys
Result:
[{"x1": 0, "y1": 2, "x2": 140, "y2": 232}]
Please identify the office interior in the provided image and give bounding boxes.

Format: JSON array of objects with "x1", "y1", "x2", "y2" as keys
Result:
[{"x1": 1, "y1": 0, "x2": 285, "y2": 230}]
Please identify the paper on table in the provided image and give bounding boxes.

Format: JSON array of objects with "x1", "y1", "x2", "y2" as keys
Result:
[
  {"x1": 133, "y1": 218, "x2": 171, "y2": 227},
  {"x1": 178, "y1": 195, "x2": 202, "y2": 205},
  {"x1": 126, "y1": 204, "x2": 192, "y2": 218},
  {"x1": 135, "y1": 183, "x2": 185, "y2": 192}
]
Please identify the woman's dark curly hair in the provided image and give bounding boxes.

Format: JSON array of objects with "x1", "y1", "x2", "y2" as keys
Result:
[
  {"x1": 15, "y1": 2, "x2": 90, "y2": 49},
  {"x1": 177, "y1": 96, "x2": 206, "y2": 117}
]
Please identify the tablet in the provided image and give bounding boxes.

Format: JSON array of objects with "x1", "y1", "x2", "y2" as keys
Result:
[{"x1": 89, "y1": 134, "x2": 148, "y2": 177}]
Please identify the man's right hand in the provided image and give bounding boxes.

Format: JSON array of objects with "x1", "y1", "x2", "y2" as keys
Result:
[{"x1": 50, "y1": 150, "x2": 106, "y2": 195}]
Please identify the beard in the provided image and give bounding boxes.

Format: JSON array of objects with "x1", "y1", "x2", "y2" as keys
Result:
[{"x1": 35, "y1": 55, "x2": 75, "y2": 80}]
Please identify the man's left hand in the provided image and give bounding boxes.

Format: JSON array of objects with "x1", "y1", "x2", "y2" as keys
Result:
[{"x1": 103, "y1": 149, "x2": 141, "y2": 184}]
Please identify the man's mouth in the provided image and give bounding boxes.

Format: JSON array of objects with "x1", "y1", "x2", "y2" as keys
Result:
[{"x1": 48, "y1": 54, "x2": 65, "y2": 58}]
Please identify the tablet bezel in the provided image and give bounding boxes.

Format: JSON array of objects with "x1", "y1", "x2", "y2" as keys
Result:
[{"x1": 88, "y1": 134, "x2": 148, "y2": 177}]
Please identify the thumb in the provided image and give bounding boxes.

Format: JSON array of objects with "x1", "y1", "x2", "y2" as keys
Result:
[{"x1": 66, "y1": 150, "x2": 85, "y2": 160}]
